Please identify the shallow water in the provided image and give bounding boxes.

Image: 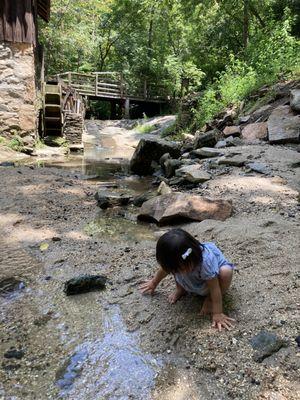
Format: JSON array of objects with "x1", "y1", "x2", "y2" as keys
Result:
[{"x1": 56, "y1": 306, "x2": 162, "y2": 399}]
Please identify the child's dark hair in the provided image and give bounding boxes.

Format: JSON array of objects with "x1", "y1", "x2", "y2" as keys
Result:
[{"x1": 156, "y1": 228, "x2": 203, "y2": 273}]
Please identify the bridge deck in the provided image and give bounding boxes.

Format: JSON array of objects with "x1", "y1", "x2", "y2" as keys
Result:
[{"x1": 54, "y1": 72, "x2": 168, "y2": 103}]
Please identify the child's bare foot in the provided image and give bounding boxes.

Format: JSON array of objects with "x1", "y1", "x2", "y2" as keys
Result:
[
  {"x1": 200, "y1": 297, "x2": 212, "y2": 315},
  {"x1": 168, "y1": 286, "x2": 186, "y2": 304}
]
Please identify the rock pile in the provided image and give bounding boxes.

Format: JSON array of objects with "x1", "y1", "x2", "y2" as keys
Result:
[{"x1": 129, "y1": 84, "x2": 300, "y2": 186}]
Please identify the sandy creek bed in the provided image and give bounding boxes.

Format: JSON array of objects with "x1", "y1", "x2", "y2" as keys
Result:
[{"x1": 0, "y1": 120, "x2": 299, "y2": 400}]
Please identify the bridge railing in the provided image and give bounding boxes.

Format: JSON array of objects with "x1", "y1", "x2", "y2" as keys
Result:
[{"x1": 53, "y1": 72, "x2": 169, "y2": 101}]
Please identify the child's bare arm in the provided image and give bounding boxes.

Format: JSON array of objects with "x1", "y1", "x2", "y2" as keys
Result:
[
  {"x1": 140, "y1": 267, "x2": 168, "y2": 295},
  {"x1": 206, "y1": 278, "x2": 235, "y2": 331}
]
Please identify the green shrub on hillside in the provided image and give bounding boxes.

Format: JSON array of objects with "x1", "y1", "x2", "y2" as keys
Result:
[{"x1": 193, "y1": 22, "x2": 300, "y2": 128}]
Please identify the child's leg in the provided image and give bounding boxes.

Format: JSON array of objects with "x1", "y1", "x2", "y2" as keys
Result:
[
  {"x1": 200, "y1": 265, "x2": 233, "y2": 315},
  {"x1": 168, "y1": 280, "x2": 186, "y2": 304}
]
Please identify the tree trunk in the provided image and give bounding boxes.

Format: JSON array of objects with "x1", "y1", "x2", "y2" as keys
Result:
[{"x1": 243, "y1": 0, "x2": 249, "y2": 48}]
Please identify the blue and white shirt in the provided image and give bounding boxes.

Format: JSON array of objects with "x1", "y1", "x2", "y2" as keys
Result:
[{"x1": 175, "y1": 242, "x2": 234, "y2": 296}]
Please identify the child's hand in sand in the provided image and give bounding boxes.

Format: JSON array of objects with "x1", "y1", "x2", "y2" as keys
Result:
[
  {"x1": 139, "y1": 279, "x2": 157, "y2": 295},
  {"x1": 212, "y1": 313, "x2": 235, "y2": 332}
]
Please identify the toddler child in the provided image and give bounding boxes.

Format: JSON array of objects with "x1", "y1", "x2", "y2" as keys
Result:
[{"x1": 140, "y1": 228, "x2": 235, "y2": 331}]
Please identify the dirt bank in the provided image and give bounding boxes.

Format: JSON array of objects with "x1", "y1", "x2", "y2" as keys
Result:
[{"x1": 0, "y1": 120, "x2": 299, "y2": 400}]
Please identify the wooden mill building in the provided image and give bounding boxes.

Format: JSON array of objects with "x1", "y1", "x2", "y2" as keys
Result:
[{"x1": 0, "y1": 0, "x2": 51, "y2": 140}]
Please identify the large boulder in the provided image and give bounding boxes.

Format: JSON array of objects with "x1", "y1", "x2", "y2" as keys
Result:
[
  {"x1": 193, "y1": 130, "x2": 219, "y2": 149},
  {"x1": 290, "y1": 89, "x2": 300, "y2": 112},
  {"x1": 268, "y1": 105, "x2": 300, "y2": 144},
  {"x1": 138, "y1": 193, "x2": 232, "y2": 226},
  {"x1": 241, "y1": 122, "x2": 268, "y2": 141},
  {"x1": 130, "y1": 137, "x2": 180, "y2": 175},
  {"x1": 175, "y1": 165, "x2": 211, "y2": 183}
]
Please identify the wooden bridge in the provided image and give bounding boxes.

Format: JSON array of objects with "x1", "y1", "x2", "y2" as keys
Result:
[{"x1": 53, "y1": 71, "x2": 169, "y2": 104}]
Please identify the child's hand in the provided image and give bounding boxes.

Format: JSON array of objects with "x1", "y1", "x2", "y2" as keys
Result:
[
  {"x1": 139, "y1": 279, "x2": 157, "y2": 295},
  {"x1": 212, "y1": 313, "x2": 235, "y2": 332}
]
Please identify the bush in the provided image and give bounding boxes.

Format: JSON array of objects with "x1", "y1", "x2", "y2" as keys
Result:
[{"x1": 193, "y1": 22, "x2": 300, "y2": 129}]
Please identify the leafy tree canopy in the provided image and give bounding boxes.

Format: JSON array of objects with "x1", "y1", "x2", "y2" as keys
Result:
[{"x1": 40, "y1": 0, "x2": 299, "y2": 112}]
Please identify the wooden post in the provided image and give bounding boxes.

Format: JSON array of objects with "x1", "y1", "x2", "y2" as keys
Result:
[
  {"x1": 95, "y1": 73, "x2": 98, "y2": 97},
  {"x1": 124, "y1": 98, "x2": 130, "y2": 119},
  {"x1": 120, "y1": 73, "x2": 124, "y2": 98},
  {"x1": 68, "y1": 72, "x2": 71, "y2": 86}
]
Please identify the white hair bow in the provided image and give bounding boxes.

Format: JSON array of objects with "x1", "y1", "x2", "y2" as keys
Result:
[{"x1": 182, "y1": 248, "x2": 192, "y2": 260}]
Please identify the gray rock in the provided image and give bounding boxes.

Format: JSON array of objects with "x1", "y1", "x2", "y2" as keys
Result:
[
  {"x1": 130, "y1": 137, "x2": 180, "y2": 175},
  {"x1": 191, "y1": 147, "x2": 224, "y2": 159},
  {"x1": 239, "y1": 115, "x2": 251, "y2": 124},
  {"x1": 157, "y1": 181, "x2": 172, "y2": 195},
  {"x1": 251, "y1": 105, "x2": 273, "y2": 122},
  {"x1": 64, "y1": 275, "x2": 107, "y2": 295},
  {"x1": 226, "y1": 136, "x2": 243, "y2": 146},
  {"x1": 0, "y1": 161, "x2": 15, "y2": 167},
  {"x1": 290, "y1": 89, "x2": 300, "y2": 112},
  {"x1": 223, "y1": 126, "x2": 241, "y2": 137},
  {"x1": 180, "y1": 152, "x2": 190, "y2": 159},
  {"x1": 175, "y1": 164, "x2": 211, "y2": 183},
  {"x1": 138, "y1": 193, "x2": 233, "y2": 225},
  {"x1": 268, "y1": 105, "x2": 300, "y2": 143},
  {"x1": 4, "y1": 349, "x2": 25, "y2": 360},
  {"x1": 168, "y1": 176, "x2": 185, "y2": 186},
  {"x1": 194, "y1": 129, "x2": 219, "y2": 149},
  {"x1": 247, "y1": 162, "x2": 271, "y2": 175},
  {"x1": 95, "y1": 190, "x2": 132, "y2": 209},
  {"x1": 218, "y1": 156, "x2": 246, "y2": 167},
  {"x1": 133, "y1": 191, "x2": 156, "y2": 207},
  {"x1": 159, "y1": 153, "x2": 171, "y2": 168},
  {"x1": 164, "y1": 159, "x2": 182, "y2": 178},
  {"x1": 215, "y1": 140, "x2": 227, "y2": 149},
  {"x1": 250, "y1": 331, "x2": 285, "y2": 362}
]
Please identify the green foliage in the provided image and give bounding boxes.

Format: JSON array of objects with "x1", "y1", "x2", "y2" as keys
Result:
[
  {"x1": 8, "y1": 136, "x2": 24, "y2": 152},
  {"x1": 135, "y1": 124, "x2": 156, "y2": 134}
]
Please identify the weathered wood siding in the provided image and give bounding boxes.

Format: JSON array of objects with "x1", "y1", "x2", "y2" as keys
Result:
[{"x1": 0, "y1": 0, "x2": 37, "y2": 44}]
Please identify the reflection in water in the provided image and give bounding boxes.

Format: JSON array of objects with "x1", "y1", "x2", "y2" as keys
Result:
[
  {"x1": 84, "y1": 213, "x2": 155, "y2": 242},
  {"x1": 57, "y1": 306, "x2": 161, "y2": 399}
]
